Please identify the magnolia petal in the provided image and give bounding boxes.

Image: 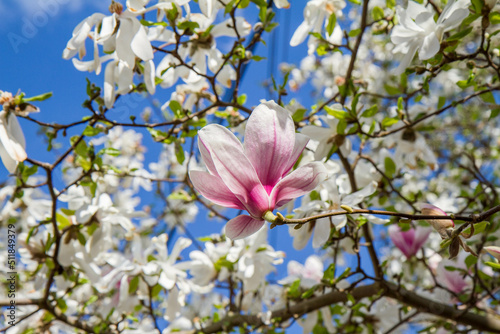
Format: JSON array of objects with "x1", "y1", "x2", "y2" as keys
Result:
[
  {"x1": 131, "y1": 18, "x2": 154, "y2": 61},
  {"x1": 0, "y1": 114, "x2": 27, "y2": 170},
  {"x1": 104, "y1": 60, "x2": 117, "y2": 109},
  {"x1": 144, "y1": 59, "x2": 156, "y2": 95},
  {"x1": 198, "y1": 124, "x2": 269, "y2": 217},
  {"x1": 484, "y1": 246, "x2": 500, "y2": 261},
  {"x1": 0, "y1": 142, "x2": 17, "y2": 173},
  {"x1": 244, "y1": 101, "x2": 296, "y2": 191},
  {"x1": 199, "y1": 0, "x2": 215, "y2": 17},
  {"x1": 189, "y1": 170, "x2": 244, "y2": 210},
  {"x1": 312, "y1": 217, "x2": 332, "y2": 248},
  {"x1": 271, "y1": 162, "x2": 327, "y2": 208},
  {"x1": 225, "y1": 215, "x2": 265, "y2": 240},
  {"x1": 212, "y1": 17, "x2": 252, "y2": 38},
  {"x1": 419, "y1": 32, "x2": 440, "y2": 60},
  {"x1": 6, "y1": 113, "x2": 26, "y2": 157},
  {"x1": 116, "y1": 18, "x2": 137, "y2": 68},
  {"x1": 283, "y1": 133, "x2": 309, "y2": 175},
  {"x1": 116, "y1": 61, "x2": 134, "y2": 94},
  {"x1": 342, "y1": 181, "x2": 377, "y2": 206},
  {"x1": 290, "y1": 21, "x2": 311, "y2": 46}
]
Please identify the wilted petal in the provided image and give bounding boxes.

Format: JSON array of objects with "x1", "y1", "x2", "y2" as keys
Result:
[
  {"x1": 225, "y1": 215, "x2": 265, "y2": 240},
  {"x1": 189, "y1": 170, "x2": 244, "y2": 209},
  {"x1": 271, "y1": 162, "x2": 327, "y2": 208},
  {"x1": 198, "y1": 124, "x2": 269, "y2": 217},
  {"x1": 244, "y1": 101, "x2": 296, "y2": 191}
]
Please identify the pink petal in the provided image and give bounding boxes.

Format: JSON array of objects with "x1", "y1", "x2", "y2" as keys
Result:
[
  {"x1": 198, "y1": 124, "x2": 269, "y2": 218},
  {"x1": 389, "y1": 225, "x2": 431, "y2": 258},
  {"x1": 283, "y1": 133, "x2": 309, "y2": 175},
  {"x1": 244, "y1": 101, "x2": 296, "y2": 192},
  {"x1": 270, "y1": 162, "x2": 327, "y2": 208},
  {"x1": 225, "y1": 215, "x2": 265, "y2": 240},
  {"x1": 189, "y1": 170, "x2": 245, "y2": 210}
]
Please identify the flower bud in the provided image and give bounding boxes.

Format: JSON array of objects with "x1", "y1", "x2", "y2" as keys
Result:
[
  {"x1": 416, "y1": 203, "x2": 454, "y2": 239},
  {"x1": 484, "y1": 246, "x2": 500, "y2": 261}
]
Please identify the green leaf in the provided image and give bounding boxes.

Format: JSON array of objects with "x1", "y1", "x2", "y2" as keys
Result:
[
  {"x1": 23, "y1": 92, "x2": 52, "y2": 102},
  {"x1": 57, "y1": 298, "x2": 68, "y2": 312},
  {"x1": 397, "y1": 97, "x2": 404, "y2": 111},
  {"x1": 461, "y1": 221, "x2": 489, "y2": 236},
  {"x1": 465, "y1": 254, "x2": 477, "y2": 269},
  {"x1": 287, "y1": 279, "x2": 301, "y2": 298},
  {"x1": 129, "y1": 276, "x2": 140, "y2": 294},
  {"x1": 292, "y1": 108, "x2": 307, "y2": 122},
  {"x1": 485, "y1": 261, "x2": 500, "y2": 270},
  {"x1": 56, "y1": 213, "x2": 71, "y2": 229},
  {"x1": 372, "y1": 6, "x2": 384, "y2": 21},
  {"x1": 490, "y1": 12, "x2": 500, "y2": 25},
  {"x1": 480, "y1": 91, "x2": 496, "y2": 104},
  {"x1": 326, "y1": 13, "x2": 337, "y2": 36},
  {"x1": 489, "y1": 108, "x2": 500, "y2": 120},
  {"x1": 384, "y1": 157, "x2": 396, "y2": 178},
  {"x1": 381, "y1": 117, "x2": 399, "y2": 128},
  {"x1": 99, "y1": 148, "x2": 121, "y2": 157},
  {"x1": 237, "y1": 94, "x2": 247, "y2": 105},
  {"x1": 361, "y1": 105, "x2": 378, "y2": 117},
  {"x1": 447, "y1": 27, "x2": 473, "y2": 41},
  {"x1": 384, "y1": 84, "x2": 400, "y2": 95},
  {"x1": 174, "y1": 142, "x2": 185, "y2": 165},
  {"x1": 170, "y1": 100, "x2": 183, "y2": 118},
  {"x1": 437, "y1": 96, "x2": 446, "y2": 109},
  {"x1": 140, "y1": 19, "x2": 167, "y2": 27},
  {"x1": 348, "y1": 28, "x2": 361, "y2": 37},
  {"x1": 325, "y1": 105, "x2": 348, "y2": 119},
  {"x1": 471, "y1": 0, "x2": 483, "y2": 12},
  {"x1": 178, "y1": 21, "x2": 200, "y2": 31},
  {"x1": 83, "y1": 125, "x2": 102, "y2": 137}
]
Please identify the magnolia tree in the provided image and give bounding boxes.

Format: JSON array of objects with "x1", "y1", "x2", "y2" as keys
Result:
[{"x1": 2, "y1": 0, "x2": 500, "y2": 333}]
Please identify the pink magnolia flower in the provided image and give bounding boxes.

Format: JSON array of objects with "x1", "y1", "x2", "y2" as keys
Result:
[
  {"x1": 416, "y1": 203, "x2": 454, "y2": 239},
  {"x1": 388, "y1": 224, "x2": 431, "y2": 258},
  {"x1": 436, "y1": 256, "x2": 470, "y2": 294},
  {"x1": 189, "y1": 101, "x2": 327, "y2": 240}
]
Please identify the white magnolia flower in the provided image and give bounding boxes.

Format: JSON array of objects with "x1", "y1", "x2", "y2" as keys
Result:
[
  {"x1": 0, "y1": 110, "x2": 27, "y2": 173},
  {"x1": 63, "y1": 2, "x2": 160, "y2": 108},
  {"x1": 290, "y1": 0, "x2": 345, "y2": 54},
  {"x1": 301, "y1": 107, "x2": 352, "y2": 161},
  {"x1": 391, "y1": 0, "x2": 470, "y2": 73}
]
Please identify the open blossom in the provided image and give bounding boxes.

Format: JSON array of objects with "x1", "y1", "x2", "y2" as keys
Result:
[
  {"x1": 388, "y1": 224, "x2": 431, "y2": 258},
  {"x1": 63, "y1": 1, "x2": 159, "y2": 108},
  {"x1": 391, "y1": 0, "x2": 470, "y2": 74},
  {"x1": 290, "y1": 0, "x2": 345, "y2": 54},
  {"x1": 0, "y1": 109, "x2": 27, "y2": 173},
  {"x1": 189, "y1": 101, "x2": 327, "y2": 240}
]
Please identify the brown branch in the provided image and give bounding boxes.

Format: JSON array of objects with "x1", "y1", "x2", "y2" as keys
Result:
[{"x1": 196, "y1": 282, "x2": 500, "y2": 333}]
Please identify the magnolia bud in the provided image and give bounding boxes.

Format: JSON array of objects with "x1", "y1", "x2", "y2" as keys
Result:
[
  {"x1": 484, "y1": 246, "x2": 500, "y2": 261},
  {"x1": 416, "y1": 203, "x2": 454, "y2": 239}
]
